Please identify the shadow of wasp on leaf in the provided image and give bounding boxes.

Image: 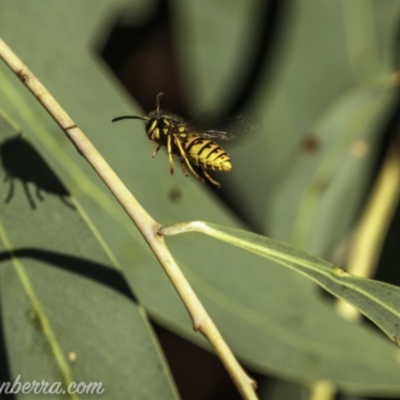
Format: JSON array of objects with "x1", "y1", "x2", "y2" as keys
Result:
[{"x1": 0, "y1": 135, "x2": 75, "y2": 210}]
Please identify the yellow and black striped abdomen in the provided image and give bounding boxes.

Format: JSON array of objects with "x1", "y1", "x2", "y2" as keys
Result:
[{"x1": 183, "y1": 135, "x2": 232, "y2": 171}]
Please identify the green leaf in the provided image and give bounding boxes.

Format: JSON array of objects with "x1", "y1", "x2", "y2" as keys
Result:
[
  {"x1": 0, "y1": 116, "x2": 178, "y2": 399},
  {"x1": 163, "y1": 224, "x2": 400, "y2": 394},
  {"x1": 172, "y1": 221, "x2": 400, "y2": 345},
  {"x1": 268, "y1": 80, "x2": 397, "y2": 254}
]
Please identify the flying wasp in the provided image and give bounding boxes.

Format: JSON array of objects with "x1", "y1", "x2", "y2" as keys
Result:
[{"x1": 112, "y1": 92, "x2": 233, "y2": 187}]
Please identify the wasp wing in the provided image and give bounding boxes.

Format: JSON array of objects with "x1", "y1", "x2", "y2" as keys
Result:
[
  {"x1": 198, "y1": 130, "x2": 236, "y2": 141},
  {"x1": 188, "y1": 113, "x2": 259, "y2": 143}
]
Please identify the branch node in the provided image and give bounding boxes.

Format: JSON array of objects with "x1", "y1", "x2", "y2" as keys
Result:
[
  {"x1": 193, "y1": 318, "x2": 203, "y2": 332},
  {"x1": 17, "y1": 69, "x2": 29, "y2": 83}
]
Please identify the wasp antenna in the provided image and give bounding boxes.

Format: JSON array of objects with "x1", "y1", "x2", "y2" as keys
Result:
[
  {"x1": 111, "y1": 116, "x2": 149, "y2": 123},
  {"x1": 155, "y1": 92, "x2": 164, "y2": 113}
]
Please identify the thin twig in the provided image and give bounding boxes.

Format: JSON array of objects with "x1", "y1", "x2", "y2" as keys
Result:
[
  {"x1": 0, "y1": 37, "x2": 258, "y2": 399},
  {"x1": 336, "y1": 141, "x2": 400, "y2": 319}
]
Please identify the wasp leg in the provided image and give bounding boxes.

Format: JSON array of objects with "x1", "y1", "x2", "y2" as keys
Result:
[
  {"x1": 174, "y1": 137, "x2": 204, "y2": 182},
  {"x1": 180, "y1": 159, "x2": 188, "y2": 176},
  {"x1": 202, "y1": 168, "x2": 221, "y2": 187},
  {"x1": 152, "y1": 141, "x2": 161, "y2": 157},
  {"x1": 167, "y1": 134, "x2": 174, "y2": 175}
]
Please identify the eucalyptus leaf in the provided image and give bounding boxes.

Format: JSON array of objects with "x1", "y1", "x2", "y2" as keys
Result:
[
  {"x1": 168, "y1": 220, "x2": 400, "y2": 344},
  {"x1": 0, "y1": 115, "x2": 178, "y2": 399}
]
